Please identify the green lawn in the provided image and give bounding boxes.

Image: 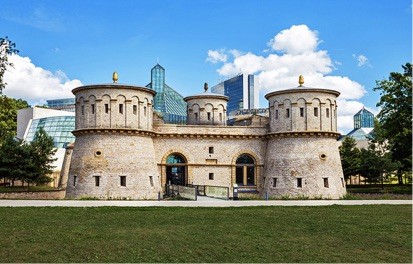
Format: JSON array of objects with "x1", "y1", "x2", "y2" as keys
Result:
[{"x1": 0, "y1": 205, "x2": 411, "y2": 263}]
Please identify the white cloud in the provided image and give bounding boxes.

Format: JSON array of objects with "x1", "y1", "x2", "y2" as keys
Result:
[
  {"x1": 267, "y1": 24, "x2": 319, "y2": 55},
  {"x1": 207, "y1": 24, "x2": 370, "y2": 134},
  {"x1": 206, "y1": 49, "x2": 227, "y2": 63},
  {"x1": 3, "y1": 54, "x2": 82, "y2": 105},
  {"x1": 352, "y1": 54, "x2": 371, "y2": 67}
]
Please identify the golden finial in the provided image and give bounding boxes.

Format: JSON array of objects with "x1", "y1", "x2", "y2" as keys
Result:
[
  {"x1": 204, "y1": 82, "x2": 208, "y2": 92},
  {"x1": 298, "y1": 75, "x2": 304, "y2": 86},
  {"x1": 112, "y1": 71, "x2": 118, "y2": 83}
]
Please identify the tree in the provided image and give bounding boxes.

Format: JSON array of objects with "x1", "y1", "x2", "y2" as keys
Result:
[
  {"x1": 0, "y1": 135, "x2": 32, "y2": 185},
  {"x1": 0, "y1": 128, "x2": 56, "y2": 186},
  {"x1": 0, "y1": 36, "x2": 19, "y2": 94},
  {"x1": 374, "y1": 63, "x2": 412, "y2": 184},
  {"x1": 0, "y1": 96, "x2": 30, "y2": 142},
  {"x1": 27, "y1": 128, "x2": 56, "y2": 185},
  {"x1": 339, "y1": 136, "x2": 361, "y2": 183}
]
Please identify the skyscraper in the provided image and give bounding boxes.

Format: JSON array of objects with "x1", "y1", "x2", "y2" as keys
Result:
[
  {"x1": 211, "y1": 74, "x2": 258, "y2": 115},
  {"x1": 146, "y1": 64, "x2": 187, "y2": 124}
]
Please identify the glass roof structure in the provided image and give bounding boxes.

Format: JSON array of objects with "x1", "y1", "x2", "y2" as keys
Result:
[
  {"x1": 354, "y1": 107, "x2": 374, "y2": 129},
  {"x1": 25, "y1": 116, "x2": 75, "y2": 148},
  {"x1": 146, "y1": 64, "x2": 187, "y2": 124}
]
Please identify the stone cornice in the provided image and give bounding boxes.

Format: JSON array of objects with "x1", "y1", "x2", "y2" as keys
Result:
[{"x1": 72, "y1": 128, "x2": 341, "y2": 139}]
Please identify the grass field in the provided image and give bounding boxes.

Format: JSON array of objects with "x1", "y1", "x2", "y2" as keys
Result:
[{"x1": 0, "y1": 205, "x2": 411, "y2": 263}]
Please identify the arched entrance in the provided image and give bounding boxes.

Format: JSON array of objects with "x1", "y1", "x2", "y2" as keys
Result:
[
  {"x1": 166, "y1": 153, "x2": 187, "y2": 186},
  {"x1": 235, "y1": 154, "x2": 256, "y2": 186}
]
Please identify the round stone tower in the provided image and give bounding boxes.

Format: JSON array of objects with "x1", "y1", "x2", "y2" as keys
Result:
[
  {"x1": 263, "y1": 76, "x2": 346, "y2": 199},
  {"x1": 65, "y1": 73, "x2": 161, "y2": 200},
  {"x1": 184, "y1": 83, "x2": 229, "y2": 126}
]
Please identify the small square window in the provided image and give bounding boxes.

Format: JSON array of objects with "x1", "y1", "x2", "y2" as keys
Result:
[
  {"x1": 300, "y1": 107, "x2": 304, "y2": 117},
  {"x1": 120, "y1": 176, "x2": 126, "y2": 187},
  {"x1": 119, "y1": 104, "x2": 123, "y2": 114},
  {"x1": 105, "y1": 104, "x2": 109, "y2": 113},
  {"x1": 209, "y1": 173, "x2": 214, "y2": 180},
  {"x1": 297, "y1": 178, "x2": 302, "y2": 188},
  {"x1": 209, "y1": 147, "x2": 214, "y2": 154},
  {"x1": 272, "y1": 177, "x2": 277, "y2": 187},
  {"x1": 94, "y1": 176, "x2": 100, "y2": 187}
]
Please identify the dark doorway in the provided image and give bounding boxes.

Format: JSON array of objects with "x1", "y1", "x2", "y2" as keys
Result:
[{"x1": 166, "y1": 153, "x2": 187, "y2": 186}]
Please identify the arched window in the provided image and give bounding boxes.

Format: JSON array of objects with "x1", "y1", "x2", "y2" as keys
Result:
[
  {"x1": 166, "y1": 153, "x2": 187, "y2": 186},
  {"x1": 236, "y1": 154, "x2": 255, "y2": 186}
]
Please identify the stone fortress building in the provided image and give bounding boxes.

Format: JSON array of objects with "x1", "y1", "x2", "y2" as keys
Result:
[{"x1": 64, "y1": 73, "x2": 346, "y2": 199}]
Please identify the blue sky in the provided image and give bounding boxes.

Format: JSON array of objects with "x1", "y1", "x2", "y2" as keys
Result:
[{"x1": 1, "y1": 0, "x2": 411, "y2": 133}]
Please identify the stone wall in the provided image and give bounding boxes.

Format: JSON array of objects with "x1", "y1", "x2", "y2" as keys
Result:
[
  {"x1": 0, "y1": 190, "x2": 66, "y2": 199},
  {"x1": 185, "y1": 95, "x2": 228, "y2": 126}
]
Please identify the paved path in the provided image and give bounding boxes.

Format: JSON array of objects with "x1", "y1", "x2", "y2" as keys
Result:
[{"x1": 0, "y1": 199, "x2": 411, "y2": 207}]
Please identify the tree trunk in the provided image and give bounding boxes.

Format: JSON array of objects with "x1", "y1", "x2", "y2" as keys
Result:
[{"x1": 397, "y1": 170, "x2": 403, "y2": 185}]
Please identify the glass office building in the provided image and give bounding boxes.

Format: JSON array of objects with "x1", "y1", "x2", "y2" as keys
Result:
[
  {"x1": 46, "y1": 98, "x2": 75, "y2": 112},
  {"x1": 211, "y1": 74, "x2": 258, "y2": 115},
  {"x1": 146, "y1": 64, "x2": 187, "y2": 124},
  {"x1": 25, "y1": 116, "x2": 75, "y2": 148}
]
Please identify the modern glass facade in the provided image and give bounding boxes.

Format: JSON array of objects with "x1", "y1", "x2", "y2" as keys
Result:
[
  {"x1": 146, "y1": 64, "x2": 187, "y2": 124},
  {"x1": 211, "y1": 74, "x2": 258, "y2": 115},
  {"x1": 354, "y1": 108, "x2": 374, "y2": 129},
  {"x1": 25, "y1": 116, "x2": 75, "y2": 148},
  {"x1": 46, "y1": 98, "x2": 76, "y2": 112}
]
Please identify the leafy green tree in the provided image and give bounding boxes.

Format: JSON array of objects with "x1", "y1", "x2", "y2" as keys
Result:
[
  {"x1": 27, "y1": 128, "x2": 56, "y2": 185},
  {"x1": 339, "y1": 136, "x2": 361, "y2": 183},
  {"x1": 0, "y1": 135, "x2": 32, "y2": 186},
  {"x1": 0, "y1": 95, "x2": 30, "y2": 141},
  {"x1": 374, "y1": 63, "x2": 412, "y2": 184},
  {"x1": 0, "y1": 36, "x2": 19, "y2": 94}
]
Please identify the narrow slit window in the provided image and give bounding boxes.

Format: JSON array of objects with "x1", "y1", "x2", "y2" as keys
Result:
[
  {"x1": 81, "y1": 105, "x2": 84, "y2": 115},
  {"x1": 323, "y1": 178, "x2": 329, "y2": 188},
  {"x1": 275, "y1": 110, "x2": 278, "y2": 119},
  {"x1": 300, "y1": 107, "x2": 304, "y2": 117},
  {"x1": 207, "y1": 112, "x2": 211, "y2": 121},
  {"x1": 341, "y1": 177, "x2": 344, "y2": 188},
  {"x1": 272, "y1": 177, "x2": 277, "y2": 187},
  {"x1": 219, "y1": 113, "x2": 222, "y2": 122},
  {"x1": 94, "y1": 176, "x2": 100, "y2": 187},
  {"x1": 105, "y1": 104, "x2": 109, "y2": 113},
  {"x1": 119, "y1": 104, "x2": 123, "y2": 114},
  {"x1": 297, "y1": 178, "x2": 302, "y2": 188},
  {"x1": 73, "y1": 176, "x2": 77, "y2": 186},
  {"x1": 314, "y1": 107, "x2": 318, "y2": 117},
  {"x1": 326, "y1": 108, "x2": 330, "y2": 118},
  {"x1": 286, "y1": 108, "x2": 290, "y2": 118},
  {"x1": 133, "y1": 105, "x2": 137, "y2": 115},
  {"x1": 144, "y1": 106, "x2": 147, "y2": 116},
  {"x1": 91, "y1": 104, "x2": 95, "y2": 114},
  {"x1": 120, "y1": 176, "x2": 126, "y2": 187},
  {"x1": 149, "y1": 176, "x2": 154, "y2": 187},
  {"x1": 194, "y1": 113, "x2": 198, "y2": 121}
]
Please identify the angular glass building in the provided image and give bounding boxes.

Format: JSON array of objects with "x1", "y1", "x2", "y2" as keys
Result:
[
  {"x1": 211, "y1": 74, "x2": 258, "y2": 115},
  {"x1": 354, "y1": 107, "x2": 374, "y2": 129},
  {"x1": 146, "y1": 64, "x2": 187, "y2": 124}
]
